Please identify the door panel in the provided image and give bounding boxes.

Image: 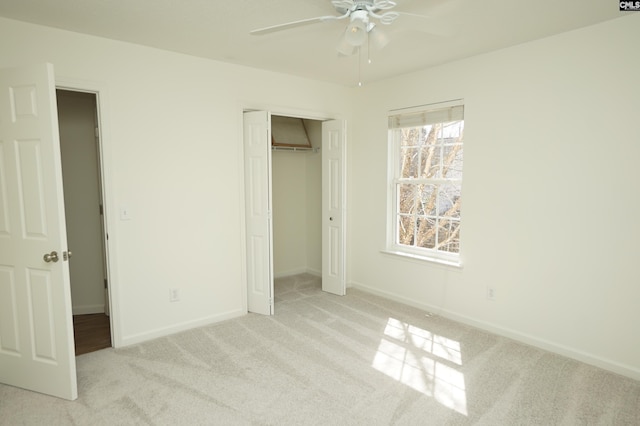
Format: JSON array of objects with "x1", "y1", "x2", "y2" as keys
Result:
[
  {"x1": 0, "y1": 144, "x2": 9, "y2": 234},
  {"x1": 322, "y1": 120, "x2": 346, "y2": 296},
  {"x1": 17, "y1": 139, "x2": 48, "y2": 237},
  {"x1": 0, "y1": 266, "x2": 19, "y2": 354},
  {"x1": 27, "y1": 268, "x2": 57, "y2": 361},
  {"x1": 0, "y1": 63, "x2": 77, "y2": 400},
  {"x1": 243, "y1": 111, "x2": 273, "y2": 315}
]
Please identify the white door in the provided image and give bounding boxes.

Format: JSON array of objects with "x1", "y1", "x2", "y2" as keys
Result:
[
  {"x1": 243, "y1": 111, "x2": 274, "y2": 315},
  {"x1": 321, "y1": 119, "x2": 346, "y2": 296},
  {"x1": 0, "y1": 64, "x2": 78, "y2": 400}
]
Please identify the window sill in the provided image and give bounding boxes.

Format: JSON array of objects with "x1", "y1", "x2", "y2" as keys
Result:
[{"x1": 380, "y1": 250, "x2": 463, "y2": 269}]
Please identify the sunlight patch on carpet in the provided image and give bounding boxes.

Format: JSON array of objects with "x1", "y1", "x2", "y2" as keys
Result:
[{"x1": 371, "y1": 318, "x2": 468, "y2": 416}]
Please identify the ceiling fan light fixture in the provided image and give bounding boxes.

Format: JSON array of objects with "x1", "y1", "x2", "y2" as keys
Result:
[
  {"x1": 344, "y1": 11, "x2": 368, "y2": 46},
  {"x1": 368, "y1": 25, "x2": 390, "y2": 50},
  {"x1": 336, "y1": 35, "x2": 358, "y2": 55}
]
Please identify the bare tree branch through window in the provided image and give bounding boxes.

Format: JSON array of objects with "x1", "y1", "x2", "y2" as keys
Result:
[{"x1": 389, "y1": 103, "x2": 464, "y2": 260}]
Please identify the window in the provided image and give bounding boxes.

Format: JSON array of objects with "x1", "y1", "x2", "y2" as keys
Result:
[{"x1": 387, "y1": 101, "x2": 464, "y2": 264}]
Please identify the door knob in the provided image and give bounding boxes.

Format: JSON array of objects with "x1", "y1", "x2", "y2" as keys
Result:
[
  {"x1": 43, "y1": 251, "x2": 59, "y2": 263},
  {"x1": 63, "y1": 250, "x2": 73, "y2": 261}
]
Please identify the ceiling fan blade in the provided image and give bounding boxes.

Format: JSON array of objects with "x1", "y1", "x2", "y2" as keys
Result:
[
  {"x1": 250, "y1": 15, "x2": 341, "y2": 36},
  {"x1": 332, "y1": 0, "x2": 355, "y2": 10}
]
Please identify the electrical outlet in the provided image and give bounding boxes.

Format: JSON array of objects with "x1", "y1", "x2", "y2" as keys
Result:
[
  {"x1": 487, "y1": 287, "x2": 496, "y2": 301},
  {"x1": 169, "y1": 288, "x2": 180, "y2": 302}
]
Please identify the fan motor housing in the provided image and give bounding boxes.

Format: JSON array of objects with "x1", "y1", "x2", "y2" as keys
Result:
[{"x1": 335, "y1": 0, "x2": 381, "y2": 15}]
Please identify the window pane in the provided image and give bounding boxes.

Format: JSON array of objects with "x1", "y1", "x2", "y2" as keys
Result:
[
  {"x1": 417, "y1": 184, "x2": 437, "y2": 216},
  {"x1": 415, "y1": 216, "x2": 436, "y2": 249},
  {"x1": 437, "y1": 219, "x2": 460, "y2": 253},
  {"x1": 437, "y1": 184, "x2": 461, "y2": 218},
  {"x1": 420, "y1": 142, "x2": 441, "y2": 178},
  {"x1": 397, "y1": 215, "x2": 415, "y2": 246},
  {"x1": 400, "y1": 128, "x2": 420, "y2": 147},
  {"x1": 439, "y1": 120, "x2": 464, "y2": 139},
  {"x1": 398, "y1": 184, "x2": 417, "y2": 215},
  {"x1": 442, "y1": 143, "x2": 463, "y2": 179},
  {"x1": 400, "y1": 147, "x2": 419, "y2": 178}
]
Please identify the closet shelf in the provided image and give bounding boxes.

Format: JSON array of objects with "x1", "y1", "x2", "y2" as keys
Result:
[{"x1": 271, "y1": 146, "x2": 319, "y2": 153}]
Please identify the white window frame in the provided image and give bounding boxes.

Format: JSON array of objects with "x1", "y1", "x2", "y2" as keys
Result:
[{"x1": 385, "y1": 100, "x2": 464, "y2": 267}]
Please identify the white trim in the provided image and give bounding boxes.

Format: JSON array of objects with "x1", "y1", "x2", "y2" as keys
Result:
[
  {"x1": 237, "y1": 104, "x2": 248, "y2": 315},
  {"x1": 306, "y1": 267, "x2": 322, "y2": 277},
  {"x1": 239, "y1": 102, "x2": 346, "y2": 312},
  {"x1": 349, "y1": 280, "x2": 640, "y2": 381},
  {"x1": 240, "y1": 101, "x2": 343, "y2": 123},
  {"x1": 119, "y1": 309, "x2": 245, "y2": 347},
  {"x1": 386, "y1": 104, "x2": 464, "y2": 264},
  {"x1": 388, "y1": 98, "x2": 464, "y2": 115},
  {"x1": 71, "y1": 304, "x2": 105, "y2": 315},
  {"x1": 380, "y1": 249, "x2": 463, "y2": 269},
  {"x1": 274, "y1": 267, "x2": 322, "y2": 279}
]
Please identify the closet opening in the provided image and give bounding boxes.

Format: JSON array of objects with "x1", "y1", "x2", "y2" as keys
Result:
[
  {"x1": 243, "y1": 110, "x2": 346, "y2": 315},
  {"x1": 271, "y1": 116, "x2": 323, "y2": 283}
]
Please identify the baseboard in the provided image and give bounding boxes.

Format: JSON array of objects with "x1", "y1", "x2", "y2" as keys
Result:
[
  {"x1": 305, "y1": 267, "x2": 321, "y2": 277},
  {"x1": 72, "y1": 304, "x2": 105, "y2": 315},
  {"x1": 117, "y1": 308, "x2": 245, "y2": 348},
  {"x1": 274, "y1": 267, "x2": 321, "y2": 279},
  {"x1": 349, "y1": 280, "x2": 640, "y2": 381}
]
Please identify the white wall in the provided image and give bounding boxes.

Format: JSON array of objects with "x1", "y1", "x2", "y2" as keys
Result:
[
  {"x1": 349, "y1": 14, "x2": 640, "y2": 379},
  {"x1": 0, "y1": 17, "x2": 352, "y2": 346},
  {"x1": 272, "y1": 150, "x2": 308, "y2": 276}
]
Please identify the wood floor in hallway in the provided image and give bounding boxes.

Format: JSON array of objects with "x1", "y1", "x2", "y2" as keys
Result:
[{"x1": 73, "y1": 313, "x2": 111, "y2": 356}]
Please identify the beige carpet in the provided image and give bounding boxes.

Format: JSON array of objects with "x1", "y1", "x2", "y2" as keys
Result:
[{"x1": 1, "y1": 273, "x2": 639, "y2": 425}]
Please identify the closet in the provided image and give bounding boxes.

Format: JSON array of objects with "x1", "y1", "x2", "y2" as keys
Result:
[{"x1": 271, "y1": 116, "x2": 323, "y2": 278}]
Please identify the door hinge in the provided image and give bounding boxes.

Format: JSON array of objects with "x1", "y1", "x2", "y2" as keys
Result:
[
  {"x1": 99, "y1": 204, "x2": 104, "y2": 215},
  {"x1": 95, "y1": 127, "x2": 100, "y2": 138},
  {"x1": 104, "y1": 278, "x2": 108, "y2": 289}
]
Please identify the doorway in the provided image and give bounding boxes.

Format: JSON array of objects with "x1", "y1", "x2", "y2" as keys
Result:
[
  {"x1": 243, "y1": 110, "x2": 346, "y2": 315},
  {"x1": 56, "y1": 89, "x2": 111, "y2": 355},
  {"x1": 271, "y1": 117, "x2": 322, "y2": 279},
  {"x1": 271, "y1": 117, "x2": 323, "y2": 303}
]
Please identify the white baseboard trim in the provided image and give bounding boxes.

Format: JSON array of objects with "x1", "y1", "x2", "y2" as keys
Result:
[
  {"x1": 72, "y1": 304, "x2": 105, "y2": 315},
  {"x1": 117, "y1": 308, "x2": 245, "y2": 348},
  {"x1": 305, "y1": 268, "x2": 321, "y2": 277},
  {"x1": 349, "y1": 280, "x2": 640, "y2": 381},
  {"x1": 274, "y1": 267, "x2": 321, "y2": 279}
]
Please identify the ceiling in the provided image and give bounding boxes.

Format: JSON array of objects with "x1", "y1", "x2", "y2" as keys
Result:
[{"x1": 0, "y1": 0, "x2": 622, "y2": 87}]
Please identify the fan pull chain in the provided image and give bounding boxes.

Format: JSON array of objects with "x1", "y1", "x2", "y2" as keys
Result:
[{"x1": 358, "y1": 47, "x2": 362, "y2": 87}]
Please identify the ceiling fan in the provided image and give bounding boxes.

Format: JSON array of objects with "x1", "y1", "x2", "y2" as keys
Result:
[{"x1": 250, "y1": 0, "x2": 426, "y2": 56}]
